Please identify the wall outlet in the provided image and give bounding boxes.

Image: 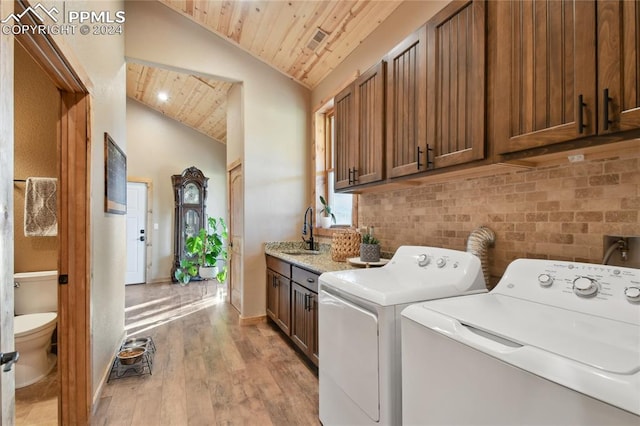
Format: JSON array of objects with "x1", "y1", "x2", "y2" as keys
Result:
[{"x1": 603, "y1": 235, "x2": 640, "y2": 268}]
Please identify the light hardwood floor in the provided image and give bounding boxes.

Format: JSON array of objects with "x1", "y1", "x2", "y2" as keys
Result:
[
  {"x1": 15, "y1": 365, "x2": 58, "y2": 425},
  {"x1": 92, "y1": 281, "x2": 320, "y2": 425}
]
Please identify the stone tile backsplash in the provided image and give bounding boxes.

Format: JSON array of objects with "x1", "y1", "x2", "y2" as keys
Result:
[{"x1": 359, "y1": 150, "x2": 640, "y2": 283}]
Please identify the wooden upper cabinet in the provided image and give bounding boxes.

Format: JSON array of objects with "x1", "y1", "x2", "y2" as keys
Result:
[
  {"x1": 427, "y1": 0, "x2": 486, "y2": 168},
  {"x1": 334, "y1": 61, "x2": 386, "y2": 191},
  {"x1": 334, "y1": 84, "x2": 355, "y2": 190},
  {"x1": 353, "y1": 61, "x2": 386, "y2": 186},
  {"x1": 386, "y1": 26, "x2": 427, "y2": 179},
  {"x1": 494, "y1": 0, "x2": 597, "y2": 154},
  {"x1": 598, "y1": 0, "x2": 640, "y2": 134}
]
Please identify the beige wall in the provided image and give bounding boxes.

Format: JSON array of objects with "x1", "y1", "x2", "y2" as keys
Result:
[
  {"x1": 126, "y1": 98, "x2": 227, "y2": 282},
  {"x1": 360, "y1": 150, "x2": 640, "y2": 288},
  {"x1": 42, "y1": 0, "x2": 128, "y2": 402},
  {"x1": 13, "y1": 43, "x2": 59, "y2": 273},
  {"x1": 227, "y1": 84, "x2": 243, "y2": 166},
  {"x1": 125, "y1": 1, "x2": 310, "y2": 320}
]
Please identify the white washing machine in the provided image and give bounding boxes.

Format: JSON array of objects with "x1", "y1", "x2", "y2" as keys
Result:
[
  {"x1": 318, "y1": 246, "x2": 487, "y2": 425},
  {"x1": 402, "y1": 258, "x2": 640, "y2": 425}
]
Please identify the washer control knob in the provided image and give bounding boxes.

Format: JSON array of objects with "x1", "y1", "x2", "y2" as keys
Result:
[
  {"x1": 436, "y1": 257, "x2": 447, "y2": 268},
  {"x1": 624, "y1": 286, "x2": 640, "y2": 303},
  {"x1": 418, "y1": 254, "x2": 430, "y2": 267},
  {"x1": 573, "y1": 276, "x2": 598, "y2": 297},
  {"x1": 538, "y1": 273, "x2": 553, "y2": 287}
]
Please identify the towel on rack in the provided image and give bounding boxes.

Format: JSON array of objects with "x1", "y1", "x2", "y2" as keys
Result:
[{"x1": 24, "y1": 177, "x2": 58, "y2": 237}]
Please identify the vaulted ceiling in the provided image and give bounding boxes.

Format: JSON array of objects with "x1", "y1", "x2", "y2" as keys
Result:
[
  {"x1": 127, "y1": 63, "x2": 233, "y2": 142},
  {"x1": 126, "y1": 0, "x2": 403, "y2": 143}
]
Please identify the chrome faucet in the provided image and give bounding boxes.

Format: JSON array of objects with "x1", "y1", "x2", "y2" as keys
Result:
[{"x1": 302, "y1": 207, "x2": 315, "y2": 250}]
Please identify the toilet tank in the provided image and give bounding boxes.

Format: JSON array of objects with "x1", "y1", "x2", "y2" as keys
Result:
[{"x1": 14, "y1": 270, "x2": 58, "y2": 315}]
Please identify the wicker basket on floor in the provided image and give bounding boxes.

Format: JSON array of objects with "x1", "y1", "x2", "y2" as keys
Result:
[{"x1": 331, "y1": 229, "x2": 361, "y2": 262}]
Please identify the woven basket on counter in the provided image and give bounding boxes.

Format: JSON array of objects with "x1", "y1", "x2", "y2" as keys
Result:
[{"x1": 331, "y1": 229, "x2": 361, "y2": 262}]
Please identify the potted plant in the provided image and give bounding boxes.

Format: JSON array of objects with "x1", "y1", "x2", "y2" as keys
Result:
[
  {"x1": 360, "y1": 228, "x2": 380, "y2": 262},
  {"x1": 319, "y1": 195, "x2": 336, "y2": 228},
  {"x1": 174, "y1": 216, "x2": 229, "y2": 285}
]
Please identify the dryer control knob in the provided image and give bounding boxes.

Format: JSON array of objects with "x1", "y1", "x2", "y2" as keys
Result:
[
  {"x1": 624, "y1": 286, "x2": 640, "y2": 303},
  {"x1": 436, "y1": 257, "x2": 447, "y2": 268},
  {"x1": 538, "y1": 274, "x2": 553, "y2": 287},
  {"x1": 418, "y1": 254, "x2": 430, "y2": 267},
  {"x1": 573, "y1": 276, "x2": 598, "y2": 297}
]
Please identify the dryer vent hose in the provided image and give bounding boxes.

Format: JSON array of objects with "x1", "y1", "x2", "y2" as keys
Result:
[{"x1": 466, "y1": 226, "x2": 496, "y2": 287}]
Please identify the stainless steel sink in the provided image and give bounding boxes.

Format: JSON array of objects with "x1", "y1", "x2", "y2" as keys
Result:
[{"x1": 282, "y1": 249, "x2": 321, "y2": 256}]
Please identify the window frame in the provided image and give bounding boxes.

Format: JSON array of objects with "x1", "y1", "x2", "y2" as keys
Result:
[{"x1": 314, "y1": 105, "x2": 357, "y2": 235}]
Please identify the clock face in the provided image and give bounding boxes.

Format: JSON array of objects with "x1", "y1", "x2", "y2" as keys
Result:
[{"x1": 184, "y1": 183, "x2": 200, "y2": 204}]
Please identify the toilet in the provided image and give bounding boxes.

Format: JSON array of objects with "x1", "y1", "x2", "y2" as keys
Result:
[{"x1": 14, "y1": 270, "x2": 58, "y2": 389}]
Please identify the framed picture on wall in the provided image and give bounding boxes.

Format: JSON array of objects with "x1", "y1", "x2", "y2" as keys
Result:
[{"x1": 104, "y1": 132, "x2": 127, "y2": 214}]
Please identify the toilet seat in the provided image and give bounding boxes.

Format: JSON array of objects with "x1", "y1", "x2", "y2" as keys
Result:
[{"x1": 15, "y1": 312, "x2": 57, "y2": 337}]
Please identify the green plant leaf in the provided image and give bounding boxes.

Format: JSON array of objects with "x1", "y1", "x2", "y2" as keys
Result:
[
  {"x1": 174, "y1": 269, "x2": 191, "y2": 285},
  {"x1": 182, "y1": 216, "x2": 230, "y2": 270},
  {"x1": 362, "y1": 233, "x2": 379, "y2": 245},
  {"x1": 216, "y1": 267, "x2": 228, "y2": 283}
]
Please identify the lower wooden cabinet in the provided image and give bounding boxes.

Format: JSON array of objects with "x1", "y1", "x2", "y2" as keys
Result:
[
  {"x1": 266, "y1": 256, "x2": 291, "y2": 335},
  {"x1": 291, "y1": 282, "x2": 319, "y2": 366},
  {"x1": 291, "y1": 265, "x2": 319, "y2": 366},
  {"x1": 266, "y1": 268, "x2": 291, "y2": 335},
  {"x1": 266, "y1": 255, "x2": 319, "y2": 366}
]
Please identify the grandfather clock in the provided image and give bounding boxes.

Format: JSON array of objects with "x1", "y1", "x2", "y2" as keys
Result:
[{"x1": 171, "y1": 166, "x2": 208, "y2": 282}]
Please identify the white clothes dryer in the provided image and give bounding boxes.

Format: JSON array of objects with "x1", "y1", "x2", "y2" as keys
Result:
[
  {"x1": 402, "y1": 258, "x2": 640, "y2": 425},
  {"x1": 318, "y1": 246, "x2": 487, "y2": 425}
]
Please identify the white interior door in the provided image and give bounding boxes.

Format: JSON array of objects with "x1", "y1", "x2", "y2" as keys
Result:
[
  {"x1": 229, "y1": 164, "x2": 243, "y2": 312},
  {"x1": 126, "y1": 182, "x2": 147, "y2": 285},
  {"x1": 1, "y1": 4, "x2": 16, "y2": 416}
]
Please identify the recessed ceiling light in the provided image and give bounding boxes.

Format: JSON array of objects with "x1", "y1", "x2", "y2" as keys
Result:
[{"x1": 157, "y1": 92, "x2": 168, "y2": 102}]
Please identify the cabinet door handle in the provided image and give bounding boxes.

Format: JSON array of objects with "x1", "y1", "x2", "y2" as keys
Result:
[
  {"x1": 352, "y1": 168, "x2": 358, "y2": 183},
  {"x1": 426, "y1": 144, "x2": 434, "y2": 169},
  {"x1": 348, "y1": 168, "x2": 353, "y2": 185},
  {"x1": 603, "y1": 88, "x2": 613, "y2": 131},
  {"x1": 304, "y1": 293, "x2": 309, "y2": 311},
  {"x1": 578, "y1": 94, "x2": 587, "y2": 134},
  {"x1": 416, "y1": 146, "x2": 423, "y2": 169}
]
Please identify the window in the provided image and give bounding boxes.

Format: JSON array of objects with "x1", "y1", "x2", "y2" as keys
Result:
[{"x1": 316, "y1": 108, "x2": 354, "y2": 227}]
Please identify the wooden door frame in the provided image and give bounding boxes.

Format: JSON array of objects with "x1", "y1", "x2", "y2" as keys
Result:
[{"x1": 13, "y1": 0, "x2": 92, "y2": 423}]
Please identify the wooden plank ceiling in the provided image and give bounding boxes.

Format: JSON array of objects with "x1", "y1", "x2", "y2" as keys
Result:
[
  {"x1": 127, "y1": 1, "x2": 403, "y2": 142},
  {"x1": 127, "y1": 63, "x2": 233, "y2": 143},
  {"x1": 159, "y1": 0, "x2": 402, "y2": 88}
]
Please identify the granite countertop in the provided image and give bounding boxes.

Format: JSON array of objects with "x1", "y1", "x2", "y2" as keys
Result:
[{"x1": 264, "y1": 241, "x2": 357, "y2": 274}]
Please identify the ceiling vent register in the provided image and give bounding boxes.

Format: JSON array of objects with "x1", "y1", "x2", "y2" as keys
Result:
[{"x1": 307, "y1": 28, "x2": 328, "y2": 51}]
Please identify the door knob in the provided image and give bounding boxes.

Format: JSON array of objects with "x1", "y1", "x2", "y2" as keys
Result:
[
  {"x1": 0, "y1": 351, "x2": 19, "y2": 372},
  {"x1": 139, "y1": 236, "x2": 145, "y2": 242}
]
